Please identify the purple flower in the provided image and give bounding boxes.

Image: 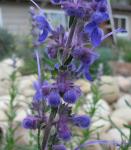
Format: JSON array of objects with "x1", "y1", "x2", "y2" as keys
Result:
[
  {"x1": 22, "y1": 116, "x2": 41, "y2": 130},
  {"x1": 33, "y1": 81, "x2": 43, "y2": 102},
  {"x1": 57, "y1": 72, "x2": 73, "y2": 94},
  {"x1": 47, "y1": 44, "x2": 58, "y2": 59},
  {"x1": 73, "y1": 47, "x2": 99, "y2": 81},
  {"x1": 91, "y1": 12, "x2": 109, "y2": 24},
  {"x1": 58, "y1": 121, "x2": 72, "y2": 141},
  {"x1": 42, "y1": 81, "x2": 52, "y2": 97},
  {"x1": 90, "y1": 27, "x2": 104, "y2": 47},
  {"x1": 53, "y1": 144, "x2": 67, "y2": 150},
  {"x1": 72, "y1": 115, "x2": 91, "y2": 128},
  {"x1": 34, "y1": 14, "x2": 52, "y2": 43},
  {"x1": 51, "y1": 0, "x2": 61, "y2": 4},
  {"x1": 84, "y1": 11, "x2": 109, "y2": 46},
  {"x1": 65, "y1": 6, "x2": 85, "y2": 18},
  {"x1": 97, "y1": 1, "x2": 107, "y2": 12},
  {"x1": 63, "y1": 88, "x2": 80, "y2": 104},
  {"x1": 48, "y1": 91, "x2": 61, "y2": 107}
]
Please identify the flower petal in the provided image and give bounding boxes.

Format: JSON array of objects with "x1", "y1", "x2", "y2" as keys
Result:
[
  {"x1": 84, "y1": 22, "x2": 96, "y2": 35},
  {"x1": 38, "y1": 29, "x2": 48, "y2": 42},
  {"x1": 90, "y1": 27, "x2": 103, "y2": 47}
]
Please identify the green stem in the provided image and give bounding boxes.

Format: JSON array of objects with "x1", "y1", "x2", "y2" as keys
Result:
[
  {"x1": 62, "y1": 18, "x2": 77, "y2": 64},
  {"x1": 38, "y1": 127, "x2": 41, "y2": 150},
  {"x1": 42, "y1": 108, "x2": 57, "y2": 150}
]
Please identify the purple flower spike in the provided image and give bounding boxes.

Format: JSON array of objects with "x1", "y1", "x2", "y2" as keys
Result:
[
  {"x1": 53, "y1": 144, "x2": 67, "y2": 150},
  {"x1": 73, "y1": 115, "x2": 91, "y2": 128},
  {"x1": 48, "y1": 92, "x2": 61, "y2": 107},
  {"x1": 22, "y1": 116, "x2": 41, "y2": 130},
  {"x1": 63, "y1": 89, "x2": 79, "y2": 104}
]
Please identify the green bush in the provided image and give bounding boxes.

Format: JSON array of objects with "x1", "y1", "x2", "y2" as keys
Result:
[
  {"x1": 15, "y1": 36, "x2": 38, "y2": 75},
  {"x1": 0, "y1": 28, "x2": 15, "y2": 60},
  {"x1": 116, "y1": 38, "x2": 131, "y2": 62},
  {"x1": 90, "y1": 47, "x2": 113, "y2": 78}
]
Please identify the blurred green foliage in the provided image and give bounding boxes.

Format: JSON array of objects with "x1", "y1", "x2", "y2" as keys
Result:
[
  {"x1": 0, "y1": 28, "x2": 15, "y2": 60},
  {"x1": 116, "y1": 38, "x2": 131, "y2": 62},
  {"x1": 90, "y1": 47, "x2": 113, "y2": 78},
  {"x1": 15, "y1": 36, "x2": 38, "y2": 75},
  {"x1": 110, "y1": 0, "x2": 131, "y2": 5}
]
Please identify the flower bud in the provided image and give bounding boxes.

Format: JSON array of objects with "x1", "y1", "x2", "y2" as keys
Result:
[
  {"x1": 22, "y1": 116, "x2": 41, "y2": 130},
  {"x1": 63, "y1": 89, "x2": 78, "y2": 104},
  {"x1": 48, "y1": 92, "x2": 61, "y2": 107},
  {"x1": 73, "y1": 115, "x2": 91, "y2": 128}
]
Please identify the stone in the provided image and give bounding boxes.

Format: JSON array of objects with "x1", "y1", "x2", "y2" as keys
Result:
[
  {"x1": 14, "y1": 125, "x2": 30, "y2": 145},
  {"x1": 85, "y1": 96, "x2": 111, "y2": 119},
  {"x1": 111, "y1": 108, "x2": 131, "y2": 123},
  {"x1": 0, "y1": 80, "x2": 10, "y2": 96},
  {"x1": 22, "y1": 89, "x2": 35, "y2": 97},
  {"x1": 84, "y1": 144, "x2": 102, "y2": 150},
  {"x1": 110, "y1": 61, "x2": 131, "y2": 76},
  {"x1": 18, "y1": 75, "x2": 36, "y2": 95},
  {"x1": 2, "y1": 58, "x2": 23, "y2": 68},
  {"x1": 15, "y1": 108, "x2": 29, "y2": 122},
  {"x1": 115, "y1": 94, "x2": 131, "y2": 109},
  {"x1": 91, "y1": 119, "x2": 110, "y2": 133},
  {"x1": 75, "y1": 79, "x2": 91, "y2": 94},
  {"x1": 114, "y1": 76, "x2": 131, "y2": 93},
  {"x1": 109, "y1": 116, "x2": 127, "y2": 128},
  {"x1": 99, "y1": 76, "x2": 120, "y2": 104},
  {"x1": 0, "y1": 62, "x2": 13, "y2": 80},
  {"x1": 100, "y1": 128, "x2": 130, "y2": 143}
]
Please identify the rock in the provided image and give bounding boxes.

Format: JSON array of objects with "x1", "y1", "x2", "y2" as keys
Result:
[
  {"x1": 0, "y1": 63, "x2": 13, "y2": 80},
  {"x1": 2, "y1": 58, "x2": 23, "y2": 68},
  {"x1": 84, "y1": 144, "x2": 102, "y2": 150},
  {"x1": 110, "y1": 61, "x2": 131, "y2": 76},
  {"x1": 111, "y1": 108, "x2": 131, "y2": 123},
  {"x1": 22, "y1": 89, "x2": 35, "y2": 97},
  {"x1": 0, "y1": 95, "x2": 10, "y2": 102},
  {"x1": 100, "y1": 128, "x2": 130, "y2": 143},
  {"x1": 91, "y1": 119, "x2": 110, "y2": 133},
  {"x1": 115, "y1": 94, "x2": 131, "y2": 109},
  {"x1": 0, "y1": 80, "x2": 10, "y2": 96},
  {"x1": 114, "y1": 76, "x2": 131, "y2": 93},
  {"x1": 85, "y1": 96, "x2": 111, "y2": 119},
  {"x1": 75, "y1": 79, "x2": 91, "y2": 94},
  {"x1": 14, "y1": 125, "x2": 30, "y2": 145},
  {"x1": 18, "y1": 75, "x2": 36, "y2": 95},
  {"x1": 99, "y1": 76, "x2": 120, "y2": 104},
  {"x1": 109, "y1": 116, "x2": 127, "y2": 128},
  {"x1": 15, "y1": 108, "x2": 29, "y2": 122}
]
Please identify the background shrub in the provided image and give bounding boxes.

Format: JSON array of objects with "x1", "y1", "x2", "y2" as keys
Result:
[
  {"x1": 116, "y1": 38, "x2": 131, "y2": 62},
  {"x1": 0, "y1": 28, "x2": 15, "y2": 60}
]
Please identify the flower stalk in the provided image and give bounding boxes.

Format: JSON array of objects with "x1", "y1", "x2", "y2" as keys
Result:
[
  {"x1": 22, "y1": 0, "x2": 125, "y2": 149},
  {"x1": 42, "y1": 108, "x2": 58, "y2": 150}
]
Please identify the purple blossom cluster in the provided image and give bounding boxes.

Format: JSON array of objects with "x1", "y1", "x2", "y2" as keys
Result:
[{"x1": 22, "y1": 0, "x2": 124, "y2": 149}]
